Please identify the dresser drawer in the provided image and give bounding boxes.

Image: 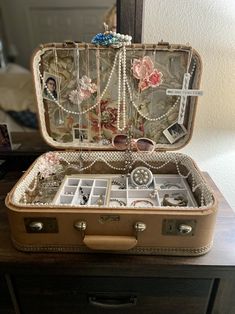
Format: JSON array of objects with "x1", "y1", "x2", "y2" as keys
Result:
[
  {"x1": 13, "y1": 275, "x2": 213, "y2": 314},
  {"x1": 0, "y1": 275, "x2": 15, "y2": 314}
]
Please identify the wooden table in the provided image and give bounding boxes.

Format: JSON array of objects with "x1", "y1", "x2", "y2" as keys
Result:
[
  {"x1": 0, "y1": 171, "x2": 235, "y2": 313},
  {"x1": 0, "y1": 132, "x2": 51, "y2": 174}
]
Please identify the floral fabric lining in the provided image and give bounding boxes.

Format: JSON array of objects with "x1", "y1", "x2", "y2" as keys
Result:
[{"x1": 40, "y1": 47, "x2": 193, "y2": 147}]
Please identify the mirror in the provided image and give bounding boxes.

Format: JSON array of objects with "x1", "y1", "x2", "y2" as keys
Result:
[{"x1": 0, "y1": 0, "x2": 143, "y2": 132}]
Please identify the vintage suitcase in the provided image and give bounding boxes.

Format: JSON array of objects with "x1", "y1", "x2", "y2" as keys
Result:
[{"x1": 5, "y1": 34, "x2": 217, "y2": 256}]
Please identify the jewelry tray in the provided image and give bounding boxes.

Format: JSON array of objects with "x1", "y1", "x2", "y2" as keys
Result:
[
  {"x1": 53, "y1": 173, "x2": 197, "y2": 208},
  {"x1": 5, "y1": 42, "x2": 218, "y2": 256}
]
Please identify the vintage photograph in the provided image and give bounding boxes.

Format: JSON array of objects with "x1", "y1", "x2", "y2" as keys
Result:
[
  {"x1": 42, "y1": 72, "x2": 61, "y2": 102},
  {"x1": 163, "y1": 122, "x2": 187, "y2": 144},
  {"x1": 73, "y1": 128, "x2": 89, "y2": 142},
  {"x1": 0, "y1": 123, "x2": 12, "y2": 150}
]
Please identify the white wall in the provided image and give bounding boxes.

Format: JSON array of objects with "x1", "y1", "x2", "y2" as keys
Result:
[{"x1": 143, "y1": 0, "x2": 235, "y2": 208}]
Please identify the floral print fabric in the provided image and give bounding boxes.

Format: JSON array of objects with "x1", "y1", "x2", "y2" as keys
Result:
[{"x1": 41, "y1": 48, "x2": 188, "y2": 146}]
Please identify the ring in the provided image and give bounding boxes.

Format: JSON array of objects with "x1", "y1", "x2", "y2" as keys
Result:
[
  {"x1": 162, "y1": 194, "x2": 188, "y2": 207},
  {"x1": 130, "y1": 200, "x2": 154, "y2": 207},
  {"x1": 109, "y1": 199, "x2": 126, "y2": 206}
]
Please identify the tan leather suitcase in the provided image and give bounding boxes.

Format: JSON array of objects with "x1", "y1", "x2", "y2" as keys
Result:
[{"x1": 5, "y1": 40, "x2": 217, "y2": 256}]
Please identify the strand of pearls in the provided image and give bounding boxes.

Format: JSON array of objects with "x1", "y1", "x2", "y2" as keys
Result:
[
  {"x1": 39, "y1": 49, "x2": 119, "y2": 116},
  {"x1": 117, "y1": 45, "x2": 127, "y2": 131},
  {"x1": 79, "y1": 158, "x2": 126, "y2": 172},
  {"x1": 117, "y1": 50, "x2": 122, "y2": 130},
  {"x1": 26, "y1": 177, "x2": 38, "y2": 192},
  {"x1": 76, "y1": 160, "x2": 97, "y2": 171},
  {"x1": 136, "y1": 158, "x2": 171, "y2": 170},
  {"x1": 54, "y1": 48, "x2": 64, "y2": 124},
  {"x1": 121, "y1": 45, "x2": 127, "y2": 130},
  {"x1": 173, "y1": 155, "x2": 192, "y2": 179},
  {"x1": 103, "y1": 161, "x2": 126, "y2": 171},
  {"x1": 126, "y1": 78, "x2": 180, "y2": 121},
  {"x1": 125, "y1": 58, "x2": 197, "y2": 122},
  {"x1": 108, "y1": 30, "x2": 132, "y2": 46},
  {"x1": 173, "y1": 155, "x2": 206, "y2": 206},
  {"x1": 22, "y1": 192, "x2": 27, "y2": 204}
]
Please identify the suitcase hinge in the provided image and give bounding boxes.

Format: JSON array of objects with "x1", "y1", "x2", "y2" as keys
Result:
[{"x1": 158, "y1": 40, "x2": 171, "y2": 48}]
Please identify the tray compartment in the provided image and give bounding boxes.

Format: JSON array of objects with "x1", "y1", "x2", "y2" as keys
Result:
[
  {"x1": 109, "y1": 190, "x2": 127, "y2": 207},
  {"x1": 158, "y1": 189, "x2": 197, "y2": 207},
  {"x1": 59, "y1": 195, "x2": 73, "y2": 205},
  {"x1": 127, "y1": 189, "x2": 159, "y2": 207},
  {"x1": 154, "y1": 175, "x2": 185, "y2": 190}
]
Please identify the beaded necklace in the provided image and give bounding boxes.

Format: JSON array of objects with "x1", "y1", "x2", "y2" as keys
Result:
[
  {"x1": 39, "y1": 48, "x2": 119, "y2": 116},
  {"x1": 40, "y1": 46, "x2": 197, "y2": 132},
  {"x1": 125, "y1": 57, "x2": 197, "y2": 122}
]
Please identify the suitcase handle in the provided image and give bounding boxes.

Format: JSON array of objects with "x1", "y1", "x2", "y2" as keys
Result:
[
  {"x1": 83, "y1": 235, "x2": 137, "y2": 251},
  {"x1": 74, "y1": 221, "x2": 146, "y2": 251}
]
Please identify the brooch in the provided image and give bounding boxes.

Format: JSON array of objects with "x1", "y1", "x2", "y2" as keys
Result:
[
  {"x1": 130, "y1": 166, "x2": 153, "y2": 188},
  {"x1": 91, "y1": 23, "x2": 132, "y2": 48}
]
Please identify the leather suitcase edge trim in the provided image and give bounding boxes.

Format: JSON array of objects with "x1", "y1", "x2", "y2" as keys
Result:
[{"x1": 11, "y1": 237, "x2": 212, "y2": 256}]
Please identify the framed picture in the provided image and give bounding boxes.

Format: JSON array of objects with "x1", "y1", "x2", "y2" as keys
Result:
[
  {"x1": 0, "y1": 123, "x2": 12, "y2": 150},
  {"x1": 73, "y1": 128, "x2": 89, "y2": 142},
  {"x1": 42, "y1": 72, "x2": 61, "y2": 102},
  {"x1": 163, "y1": 122, "x2": 187, "y2": 144}
]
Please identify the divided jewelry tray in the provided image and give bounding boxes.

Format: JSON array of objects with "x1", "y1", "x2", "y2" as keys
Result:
[
  {"x1": 53, "y1": 174, "x2": 197, "y2": 208},
  {"x1": 8, "y1": 151, "x2": 214, "y2": 210}
]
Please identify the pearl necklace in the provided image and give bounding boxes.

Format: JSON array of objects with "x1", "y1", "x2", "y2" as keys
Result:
[
  {"x1": 39, "y1": 49, "x2": 119, "y2": 116},
  {"x1": 125, "y1": 59, "x2": 197, "y2": 122},
  {"x1": 40, "y1": 49, "x2": 196, "y2": 128},
  {"x1": 117, "y1": 45, "x2": 127, "y2": 131},
  {"x1": 40, "y1": 46, "x2": 128, "y2": 132}
]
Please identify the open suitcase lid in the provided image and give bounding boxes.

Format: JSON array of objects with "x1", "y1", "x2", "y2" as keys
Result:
[{"x1": 32, "y1": 40, "x2": 202, "y2": 152}]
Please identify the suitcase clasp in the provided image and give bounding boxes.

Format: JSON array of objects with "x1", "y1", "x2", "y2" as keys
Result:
[
  {"x1": 74, "y1": 221, "x2": 87, "y2": 238},
  {"x1": 134, "y1": 222, "x2": 146, "y2": 233}
]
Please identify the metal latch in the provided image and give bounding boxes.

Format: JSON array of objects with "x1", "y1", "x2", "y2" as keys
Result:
[
  {"x1": 24, "y1": 217, "x2": 58, "y2": 233},
  {"x1": 178, "y1": 224, "x2": 193, "y2": 235},
  {"x1": 162, "y1": 219, "x2": 196, "y2": 236}
]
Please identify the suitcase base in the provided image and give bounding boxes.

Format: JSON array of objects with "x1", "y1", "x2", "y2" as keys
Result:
[
  {"x1": 6, "y1": 151, "x2": 217, "y2": 256},
  {"x1": 11, "y1": 237, "x2": 213, "y2": 256}
]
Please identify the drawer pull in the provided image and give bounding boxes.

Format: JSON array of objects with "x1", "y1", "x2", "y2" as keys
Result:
[{"x1": 88, "y1": 295, "x2": 137, "y2": 308}]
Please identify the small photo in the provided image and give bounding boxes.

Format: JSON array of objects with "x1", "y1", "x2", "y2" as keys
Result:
[
  {"x1": 0, "y1": 124, "x2": 12, "y2": 150},
  {"x1": 163, "y1": 122, "x2": 187, "y2": 144},
  {"x1": 42, "y1": 72, "x2": 61, "y2": 102},
  {"x1": 73, "y1": 128, "x2": 89, "y2": 142}
]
